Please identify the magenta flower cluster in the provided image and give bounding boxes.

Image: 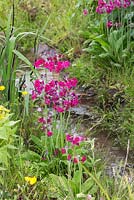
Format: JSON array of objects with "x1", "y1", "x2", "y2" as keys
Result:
[
  {"x1": 45, "y1": 78, "x2": 78, "y2": 112},
  {"x1": 37, "y1": 107, "x2": 54, "y2": 137},
  {"x1": 67, "y1": 154, "x2": 87, "y2": 164},
  {"x1": 56, "y1": 134, "x2": 87, "y2": 164},
  {"x1": 63, "y1": 134, "x2": 87, "y2": 164},
  {"x1": 33, "y1": 55, "x2": 87, "y2": 165},
  {"x1": 34, "y1": 55, "x2": 70, "y2": 73},
  {"x1": 32, "y1": 55, "x2": 78, "y2": 113},
  {"x1": 32, "y1": 55, "x2": 79, "y2": 139},
  {"x1": 106, "y1": 20, "x2": 121, "y2": 28},
  {"x1": 32, "y1": 78, "x2": 78, "y2": 113},
  {"x1": 32, "y1": 79, "x2": 44, "y2": 97},
  {"x1": 66, "y1": 134, "x2": 84, "y2": 146},
  {"x1": 96, "y1": 0, "x2": 131, "y2": 14}
]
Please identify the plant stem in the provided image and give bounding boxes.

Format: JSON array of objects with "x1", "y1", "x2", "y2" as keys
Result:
[{"x1": 81, "y1": 164, "x2": 111, "y2": 200}]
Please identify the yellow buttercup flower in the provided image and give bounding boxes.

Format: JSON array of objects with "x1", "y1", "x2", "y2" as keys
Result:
[
  {"x1": 0, "y1": 86, "x2": 5, "y2": 91},
  {"x1": 24, "y1": 176, "x2": 37, "y2": 185},
  {"x1": 21, "y1": 91, "x2": 28, "y2": 96}
]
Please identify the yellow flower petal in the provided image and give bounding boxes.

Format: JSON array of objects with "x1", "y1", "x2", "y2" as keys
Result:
[
  {"x1": 21, "y1": 91, "x2": 28, "y2": 96},
  {"x1": 29, "y1": 176, "x2": 37, "y2": 185},
  {"x1": 0, "y1": 86, "x2": 5, "y2": 91},
  {"x1": 25, "y1": 176, "x2": 37, "y2": 185},
  {"x1": 24, "y1": 176, "x2": 30, "y2": 182}
]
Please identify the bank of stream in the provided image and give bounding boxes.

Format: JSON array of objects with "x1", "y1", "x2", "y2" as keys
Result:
[{"x1": 19, "y1": 44, "x2": 134, "y2": 180}]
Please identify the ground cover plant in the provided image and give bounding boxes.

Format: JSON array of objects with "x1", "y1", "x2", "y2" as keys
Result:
[{"x1": 1, "y1": 0, "x2": 134, "y2": 199}]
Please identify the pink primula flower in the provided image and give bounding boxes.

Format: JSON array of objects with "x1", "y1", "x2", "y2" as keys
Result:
[
  {"x1": 66, "y1": 134, "x2": 84, "y2": 146},
  {"x1": 81, "y1": 155, "x2": 87, "y2": 163},
  {"x1": 38, "y1": 117, "x2": 46, "y2": 124},
  {"x1": 34, "y1": 79, "x2": 44, "y2": 94},
  {"x1": 66, "y1": 78, "x2": 78, "y2": 89},
  {"x1": 34, "y1": 56, "x2": 70, "y2": 73},
  {"x1": 83, "y1": 9, "x2": 88, "y2": 16},
  {"x1": 96, "y1": 0, "x2": 130, "y2": 14},
  {"x1": 67, "y1": 154, "x2": 72, "y2": 161},
  {"x1": 31, "y1": 91, "x2": 37, "y2": 100},
  {"x1": 34, "y1": 59, "x2": 45, "y2": 68},
  {"x1": 61, "y1": 148, "x2": 66, "y2": 154},
  {"x1": 73, "y1": 157, "x2": 79, "y2": 164},
  {"x1": 66, "y1": 134, "x2": 73, "y2": 142},
  {"x1": 106, "y1": 20, "x2": 113, "y2": 28},
  {"x1": 72, "y1": 136, "x2": 84, "y2": 145},
  {"x1": 53, "y1": 106, "x2": 64, "y2": 113},
  {"x1": 72, "y1": 136, "x2": 81, "y2": 145},
  {"x1": 113, "y1": 0, "x2": 121, "y2": 8},
  {"x1": 45, "y1": 98, "x2": 51, "y2": 105},
  {"x1": 47, "y1": 130, "x2": 53, "y2": 137},
  {"x1": 71, "y1": 97, "x2": 79, "y2": 107},
  {"x1": 54, "y1": 148, "x2": 59, "y2": 156},
  {"x1": 44, "y1": 78, "x2": 78, "y2": 112}
]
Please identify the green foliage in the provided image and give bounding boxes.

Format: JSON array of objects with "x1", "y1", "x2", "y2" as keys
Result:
[
  {"x1": 0, "y1": 12, "x2": 36, "y2": 108},
  {"x1": 84, "y1": 29, "x2": 132, "y2": 69},
  {"x1": 94, "y1": 68, "x2": 134, "y2": 148},
  {"x1": 22, "y1": 126, "x2": 92, "y2": 176},
  {"x1": 83, "y1": 2, "x2": 134, "y2": 69},
  {"x1": 49, "y1": 170, "x2": 97, "y2": 200},
  {"x1": 1, "y1": 1, "x2": 134, "y2": 199},
  {"x1": 0, "y1": 12, "x2": 18, "y2": 105},
  {"x1": 102, "y1": 174, "x2": 134, "y2": 200},
  {"x1": 0, "y1": 106, "x2": 19, "y2": 185},
  {"x1": 69, "y1": 55, "x2": 102, "y2": 87}
]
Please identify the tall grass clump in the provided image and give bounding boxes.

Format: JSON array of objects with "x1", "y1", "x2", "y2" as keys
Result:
[{"x1": 0, "y1": 5, "x2": 39, "y2": 111}]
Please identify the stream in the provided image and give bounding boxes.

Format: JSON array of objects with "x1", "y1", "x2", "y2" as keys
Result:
[{"x1": 19, "y1": 43, "x2": 134, "y2": 180}]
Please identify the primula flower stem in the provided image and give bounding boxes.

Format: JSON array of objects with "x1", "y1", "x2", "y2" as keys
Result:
[
  {"x1": 67, "y1": 161, "x2": 72, "y2": 180},
  {"x1": 50, "y1": 136, "x2": 53, "y2": 155},
  {"x1": 56, "y1": 124, "x2": 60, "y2": 148},
  {"x1": 45, "y1": 129, "x2": 48, "y2": 150},
  {"x1": 65, "y1": 110, "x2": 71, "y2": 131},
  {"x1": 50, "y1": 136, "x2": 54, "y2": 154},
  {"x1": 73, "y1": 160, "x2": 76, "y2": 175},
  {"x1": 78, "y1": 163, "x2": 82, "y2": 193},
  {"x1": 60, "y1": 112, "x2": 64, "y2": 147}
]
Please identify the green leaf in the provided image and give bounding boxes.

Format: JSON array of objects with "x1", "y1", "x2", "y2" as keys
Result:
[
  {"x1": 6, "y1": 120, "x2": 19, "y2": 127},
  {"x1": 13, "y1": 50, "x2": 38, "y2": 77},
  {"x1": 99, "y1": 53, "x2": 109, "y2": 58},
  {"x1": 0, "y1": 175, "x2": 4, "y2": 185},
  {"x1": 38, "y1": 162, "x2": 48, "y2": 167},
  {"x1": 72, "y1": 170, "x2": 82, "y2": 189},
  {"x1": 22, "y1": 150, "x2": 41, "y2": 161},
  {"x1": 0, "y1": 127, "x2": 7, "y2": 140},
  {"x1": 31, "y1": 135, "x2": 44, "y2": 150},
  {"x1": 68, "y1": 179, "x2": 77, "y2": 195},
  {"x1": 13, "y1": 49, "x2": 32, "y2": 66},
  {"x1": 50, "y1": 174, "x2": 69, "y2": 198},
  {"x1": 0, "y1": 148, "x2": 9, "y2": 166},
  {"x1": 6, "y1": 144, "x2": 17, "y2": 150},
  {"x1": 82, "y1": 177, "x2": 94, "y2": 193},
  {"x1": 0, "y1": 167, "x2": 7, "y2": 171}
]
